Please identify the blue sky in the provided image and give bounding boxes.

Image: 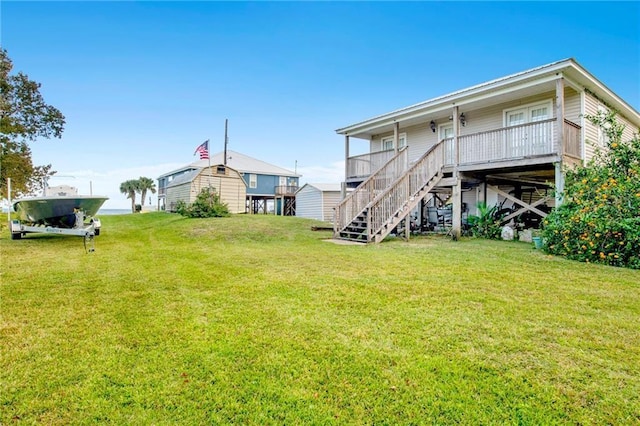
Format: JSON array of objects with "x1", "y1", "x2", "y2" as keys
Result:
[{"x1": 3, "y1": 1, "x2": 639, "y2": 209}]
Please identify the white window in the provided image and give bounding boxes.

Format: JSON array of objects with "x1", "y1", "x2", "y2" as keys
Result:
[
  {"x1": 382, "y1": 133, "x2": 407, "y2": 151},
  {"x1": 249, "y1": 174, "x2": 257, "y2": 189},
  {"x1": 279, "y1": 176, "x2": 286, "y2": 186},
  {"x1": 504, "y1": 100, "x2": 552, "y2": 126},
  {"x1": 507, "y1": 110, "x2": 527, "y2": 126},
  {"x1": 530, "y1": 106, "x2": 549, "y2": 122},
  {"x1": 439, "y1": 124, "x2": 454, "y2": 140}
]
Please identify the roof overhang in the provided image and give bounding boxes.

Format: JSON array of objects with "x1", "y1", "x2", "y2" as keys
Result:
[{"x1": 336, "y1": 58, "x2": 640, "y2": 140}]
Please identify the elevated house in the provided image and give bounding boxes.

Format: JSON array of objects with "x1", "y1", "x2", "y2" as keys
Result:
[
  {"x1": 163, "y1": 164, "x2": 246, "y2": 214},
  {"x1": 334, "y1": 58, "x2": 640, "y2": 243},
  {"x1": 158, "y1": 150, "x2": 300, "y2": 215}
]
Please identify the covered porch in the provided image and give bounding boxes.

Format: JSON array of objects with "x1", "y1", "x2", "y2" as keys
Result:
[{"x1": 346, "y1": 117, "x2": 581, "y2": 182}]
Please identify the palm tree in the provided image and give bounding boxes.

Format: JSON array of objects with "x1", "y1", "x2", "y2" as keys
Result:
[
  {"x1": 138, "y1": 176, "x2": 156, "y2": 208},
  {"x1": 120, "y1": 179, "x2": 139, "y2": 213}
]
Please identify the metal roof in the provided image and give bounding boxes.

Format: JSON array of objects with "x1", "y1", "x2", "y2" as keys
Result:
[
  {"x1": 192, "y1": 150, "x2": 300, "y2": 177},
  {"x1": 336, "y1": 58, "x2": 640, "y2": 137},
  {"x1": 165, "y1": 169, "x2": 201, "y2": 188},
  {"x1": 296, "y1": 183, "x2": 351, "y2": 193},
  {"x1": 159, "y1": 150, "x2": 299, "y2": 179}
]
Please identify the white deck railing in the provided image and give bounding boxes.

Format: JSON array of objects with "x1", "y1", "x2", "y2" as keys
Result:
[
  {"x1": 439, "y1": 119, "x2": 582, "y2": 166},
  {"x1": 442, "y1": 119, "x2": 557, "y2": 166},
  {"x1": 346, "y1": 150, "x2": 397, "y2": 180},
  {"x1": 345, "y1": 119, "x2": 581, "y2": 173}
]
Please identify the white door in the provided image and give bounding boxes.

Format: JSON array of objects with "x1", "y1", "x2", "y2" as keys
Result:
[
  {"x1": 440, "y1": 124, "x2": 454, "y2": 164},
  {"x1": 506, "y1": 108, "x2": 527, "y2": 156},
  {"x1": 529, "y1": 104, "x2": 550, "y2": 153}
]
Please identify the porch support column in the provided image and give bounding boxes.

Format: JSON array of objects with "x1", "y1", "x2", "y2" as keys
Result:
[
  {"x1": 393, "y1": 121, "x2": 400, "y2": 154},
  {"x1": 405, "y1": 217, "x2": 410, "y2": 241},
  {"x1": 555, "y1": 76, "x2": 565, "y2": 206},
  {"x1": 343, "y1": 135, "x2": 350, "y2": 198},
  {"x1": 451, "y1": 105, "x2": 461, "y2": 240}
]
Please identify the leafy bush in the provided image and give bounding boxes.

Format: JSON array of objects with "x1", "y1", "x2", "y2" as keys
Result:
[
  {"x1": 542, "y1": 111, "x2": 640, "y2": 269},
  {"x1": 175, "y1": 187, "x2": 230, "y2": 218},
  {"x1": 466, "y1": 202, "x2": 504, "y2": 239}
]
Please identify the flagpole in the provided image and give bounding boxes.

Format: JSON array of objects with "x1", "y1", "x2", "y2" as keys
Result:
[
  {"x1": 207, "y1": 139, "x2": 211, "y2": 191},
  {"x1": 224, "y1": 119, "x2": 228, "y2": 166}
]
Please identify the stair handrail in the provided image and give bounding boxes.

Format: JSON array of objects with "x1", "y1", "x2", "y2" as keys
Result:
[
  {"x1": 368, "y1": 140, "x2": 446, "y2": 241},
  {"x1": 334, "y1": 147, "x2": 409, "y2": 234}
]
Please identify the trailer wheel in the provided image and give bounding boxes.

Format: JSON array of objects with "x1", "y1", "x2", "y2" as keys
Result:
[{"x1": 11, "y1": 232, "x2": 22, "y2": 240}]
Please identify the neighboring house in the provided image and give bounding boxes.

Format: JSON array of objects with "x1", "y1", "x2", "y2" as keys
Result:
[
  {"x1": 163, "y1": 164, "x2": 246, "y2": 214},
  {"x1": 158, "y1": 150, "x2": 300, "y2": 214},
  {"x1": 334, "y1": 58, "x2": 640, "y2": 243},
  {"x1": 295, "y1": 183, "x2": 349, "y2": 222}
]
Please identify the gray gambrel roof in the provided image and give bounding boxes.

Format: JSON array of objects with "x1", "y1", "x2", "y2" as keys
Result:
[
  {"x1": 336, "y1": 58, "x2": 640, "y2": 138},
  {"x1": 165, "y1": 169, "x2": 201, "y2": 188},
  {"x1": 165, "y1": 164, "x2": 246, "y2": 189}
]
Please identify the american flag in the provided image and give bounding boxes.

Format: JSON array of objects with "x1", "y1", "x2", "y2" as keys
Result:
[{"x1": 194, "y1": 140, "x2": 210, "y2": 160}]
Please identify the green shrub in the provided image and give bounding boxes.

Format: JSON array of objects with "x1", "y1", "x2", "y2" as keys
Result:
[
  {"x1": 466, "y1": 202, "x2": 504, "y2": 239},
  {"x1": 175, "y1": 187, "x2": 230, "y2": 218},
  {"x1": 542, "y1": 111, "x2": 640, "y2": 269}
]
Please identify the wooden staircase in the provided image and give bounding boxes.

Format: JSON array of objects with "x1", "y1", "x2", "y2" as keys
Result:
[{"x1": 334, "y1": 141, "x2": 446, "y2": 243}]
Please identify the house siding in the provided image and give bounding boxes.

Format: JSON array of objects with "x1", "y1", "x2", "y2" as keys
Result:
[
  {"x1": 166, "y1": 183, "x2": 191, "y2": 212},
  {"x1": 583, "y1": 92, "x2": 600, "y2": 161},
  {"x1": 244, "y1": 174, "x2": 299, "y2": 196},
  {"x1": 583, "y1": 92, "x2": 638, "y2": 162},
  {"x1": 166, "y1": 166, "x2": 246, "y2": 213},
  {"x1": 202, "y1": 172, "x2": 246, "y2": 214},
  {"x1": 564, "y1": 87, "x2": 581, "y2": 126},
  {"x1": 296, "y1": 186, "x2": 323, "y2": 221},
  {"x1": 321, "y1": 192, "x2": 343, "y2": 222},
  {"x1": 618, "y1": 112, "x2": 638, "y2": 144},
  {"x1": 296, "y1": 185, "x2": 344, "y2": 222}
]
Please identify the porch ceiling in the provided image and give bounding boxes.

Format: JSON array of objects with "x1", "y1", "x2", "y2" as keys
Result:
[{"x1": 347, "y1": 79, "x2": 558, "y2": 140}]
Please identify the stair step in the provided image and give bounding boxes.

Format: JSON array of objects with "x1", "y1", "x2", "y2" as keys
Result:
[
  {"x1": 335, "y1": 238, "x2": 367, "y2": 244},
  {"x1": 340, "y1": 230, "x2": 366, "y2": 237}
]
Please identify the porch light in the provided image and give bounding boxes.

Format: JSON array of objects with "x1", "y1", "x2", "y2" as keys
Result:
[
  {"x1": 459, "y1": 113, "x2": 466, "y2": 127},
  {"x1": 430, "y1": 120, "x2": 436, "y2": 132}
]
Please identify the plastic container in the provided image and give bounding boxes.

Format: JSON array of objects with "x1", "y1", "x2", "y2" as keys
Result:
[{"x1": 532, "y1": 236, "x2": 543, "y2": 249}]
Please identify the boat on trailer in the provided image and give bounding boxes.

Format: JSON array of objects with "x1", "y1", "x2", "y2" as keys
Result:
[{"x1": 9, "y1": 185, "x2": 108, "y2": 246}]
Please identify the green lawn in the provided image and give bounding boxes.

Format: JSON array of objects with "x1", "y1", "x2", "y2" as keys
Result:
[{"x1": 1, "y1": 213, "x2": 638, "y2": 424}]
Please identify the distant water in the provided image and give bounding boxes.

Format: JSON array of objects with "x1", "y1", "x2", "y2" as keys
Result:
[{"x1": 98, "y1": 209, "x2": 131, "y2": 215}]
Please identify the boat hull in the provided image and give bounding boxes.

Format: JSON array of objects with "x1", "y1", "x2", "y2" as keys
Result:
[{"x1": 13, "y1": 196, "x2": 109, "y2": 228}]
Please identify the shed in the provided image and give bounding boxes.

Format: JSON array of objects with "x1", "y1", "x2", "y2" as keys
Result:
[
  {"x1": 165, "y1": 164, "x2": 247, "y2": 213},
  {"x1": 295, "y1": 183, "x2": 347, "y2": 222}
]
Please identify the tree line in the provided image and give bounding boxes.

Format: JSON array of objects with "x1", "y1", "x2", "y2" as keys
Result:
[{"x1": 120, "y1": 177, "x2": 156, "y2": 213}]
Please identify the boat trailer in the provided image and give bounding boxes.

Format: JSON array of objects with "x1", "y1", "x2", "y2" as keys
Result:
[{"x1": 9, "y1": 217, "x2": 102, "y2": 252}]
